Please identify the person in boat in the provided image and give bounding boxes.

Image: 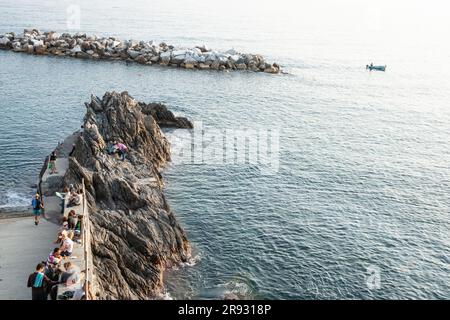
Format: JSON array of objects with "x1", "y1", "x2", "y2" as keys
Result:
[
  {"x1": 31, "y1": 193, "x2": 44, "y2": 226},
  {"x1": 27, "y1": 263, "x2": 58, "y2": 300}
]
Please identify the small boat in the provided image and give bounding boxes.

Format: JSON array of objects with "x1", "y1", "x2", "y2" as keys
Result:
[{"x1": 366, "y1": 64, "x2": 386, "y2": 72}]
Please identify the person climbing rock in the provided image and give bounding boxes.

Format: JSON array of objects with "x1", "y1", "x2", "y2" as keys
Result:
[
  {"x1": 31, "y1": 193, "x2": 44, "y2": 226},
  {"x1": 116, "y1": 142, "x2": 128, "y2": 161}
]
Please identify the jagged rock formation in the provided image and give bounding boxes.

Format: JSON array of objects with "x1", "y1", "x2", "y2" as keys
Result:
[
  {"x1": 0, "y1": 29, "x2": 282, "y2": 73},
  {"x1": 63, "y1": 91, "x2": 191, "y2": 299},
  {"x1": 138, "y1": 102, "x2": 193, "y2": 129}
]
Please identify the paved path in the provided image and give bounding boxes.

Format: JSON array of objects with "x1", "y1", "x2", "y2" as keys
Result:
[
  {"x1": 0, "y1": 217, "x2": 58, "y2": 300},
  {"x1": 0, "y1": 131, "x2": 91, "y2": 300}
]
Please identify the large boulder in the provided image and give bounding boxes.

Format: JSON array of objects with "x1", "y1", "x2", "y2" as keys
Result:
[
  {"x1": 127, "y1": 49, "x2": 141, "y2": 59},
  {"x1": 0, "y1": 37, "x2": 10, "y2": 47},
  {"x1": 70, "y1": 44, "x2": 82, "y2": 53},
  {"x1": 34, "y1": 44, "x2": 47, "y2": 55},
  {"x1": 159, "y1": 51, "x2": 171, "y2": 64},
  {"x1": 139, "y1": 102, "x2": 193, "y2": 129},
  {"x1": 30, "y1": 39, "x2": 44, "y2": 47}
]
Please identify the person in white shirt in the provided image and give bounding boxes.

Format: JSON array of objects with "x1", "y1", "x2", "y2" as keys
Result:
[{"x1": 60, "y1": 232, "x2": 74, "y2": 257}]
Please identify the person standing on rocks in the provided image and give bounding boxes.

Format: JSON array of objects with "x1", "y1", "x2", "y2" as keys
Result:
[
  {"x1": 48, "y1": 151, "x2": 58, "y2": 174},
  {"x1": 31, "y1": 193, "x2": 44, "y2": 226}
]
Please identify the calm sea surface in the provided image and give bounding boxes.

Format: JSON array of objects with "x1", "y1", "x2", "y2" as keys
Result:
[{"x1": 1, "y1": 0, "x2": 449, "y2": 299}]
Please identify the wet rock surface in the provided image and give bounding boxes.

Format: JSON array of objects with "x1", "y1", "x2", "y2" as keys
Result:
[
  {"x1": 0, "y1": 29, "x2": 282, "y2": 74},
  {"x1": 62, "y1": 91, "x2": 192, "y2": 299}
]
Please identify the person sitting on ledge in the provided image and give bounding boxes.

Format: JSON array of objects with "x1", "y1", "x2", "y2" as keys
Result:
[
  {"x1": 62, "y1": 216, "x2": 69, "y2": 230},
  {"x1": 60, "y1": 231, "x2": 74, "y2": 258},
  {"x1": 67, "y1": 189, "x2": 81, "y2": 207},
  {"x1": 74, "y1": 215, "x2": 83, "y2": 240},
  {"x1": 54, "y1": 229, "x2": 68, "y2": 245},
  {"x1": 47, "y1": 248, "x2": 62, "y2": 268},
  {"x1": 68, "y1": 210, "x2": 78, "y2": 229},
  {"x1": 60, "y1": 262, "x2": 80, "y2": 286},
  {"x1": 27, "y1": 263, "x2": 58, "y2": 300},
  {"x1": 46, "y1": 248, "x2": 63, "y2": 282}
]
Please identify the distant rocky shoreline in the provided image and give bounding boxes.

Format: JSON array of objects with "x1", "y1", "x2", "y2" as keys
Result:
[{"x1": 0, "y1": 29, "x2": 281, "y2": 73}]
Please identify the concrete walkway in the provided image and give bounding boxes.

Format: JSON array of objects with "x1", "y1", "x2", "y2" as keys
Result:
[
  {"x1": 0, "y1": 132, "x2": 82, "y2": 300},
  {"x1": 0, "y1": 217, "x2": 58, "y2": 300}
]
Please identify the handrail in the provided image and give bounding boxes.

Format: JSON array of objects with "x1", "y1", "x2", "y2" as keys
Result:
[{"x1": 81, "y1": 178, "x2": 90, "y2": 300}]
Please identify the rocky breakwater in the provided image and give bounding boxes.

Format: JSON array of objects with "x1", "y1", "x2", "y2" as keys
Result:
[
  {"x1": 62, "y1": 91, "x2": 192, "y2": 299},
  {"x1": 0, "y1": 29, "x2": 281, "y2": 73}
]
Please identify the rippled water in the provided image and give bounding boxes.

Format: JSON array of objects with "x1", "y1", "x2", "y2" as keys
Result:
[{"x1": 1, "y1": 0, "x2": 450, "y2": 299}]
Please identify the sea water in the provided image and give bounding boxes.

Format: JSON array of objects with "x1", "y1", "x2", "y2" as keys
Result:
[{"x1": 0, "y1": 0, "x2": 449, "y2": 299}]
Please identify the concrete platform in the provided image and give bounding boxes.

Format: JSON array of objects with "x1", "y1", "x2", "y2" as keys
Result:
[
  {"x1": 0, "y1": 217, "x2": 59, "y2": 300},
  {"x1": 43, "y1": 196, "x2": 64, "y2": 224},
  {"x1": 41, "y1": 158, "x2": 69, "y2": 182}
]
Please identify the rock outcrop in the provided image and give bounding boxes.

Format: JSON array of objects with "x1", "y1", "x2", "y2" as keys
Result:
[
  {"x1": 0, "y1": 29, "x2": 282, "y2": 74},
  {"x1": 138, "y1": 102, "x2": 193, "y2": 129},
  {"x1": 62, "y1": 91, "x2": 191, "y2": 299}
]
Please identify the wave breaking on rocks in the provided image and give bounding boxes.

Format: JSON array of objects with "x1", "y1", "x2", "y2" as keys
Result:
[
  {"x1": 0, "y1": 29, "x2": 281, "y2": 73},
  {"x1": 62, "y1": 91, "x2": 192, "y2": 299}
]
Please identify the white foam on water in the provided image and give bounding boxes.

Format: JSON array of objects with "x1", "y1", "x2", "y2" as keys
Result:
[
  {"x1": 152, "y1": 290, "x2": 174, "y2": 300},
  {"x1": 0, "y1": 190, "x2": 31, "y2": 209},
  {"x1": 217, "y1": 280, "x2": 254, "y2": 299},
  {"x1": 182, "y1": 252, "x2": 202, "y2": 267}
]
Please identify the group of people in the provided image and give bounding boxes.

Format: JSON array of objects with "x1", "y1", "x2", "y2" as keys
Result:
[
  {"x1": 27, "y1": 205, "x2": 92, "y2": 300},
  {"x1": 27, "y1": 257, "x2": 91, "y2": 300},
  {"x1": 107, "y1": 141, "x2": 129, "y2": 161},
  {"x1": 28, "y1": 181, "x2": 92, "y2": 300},
  {"x1": 27, "y1": 233, "x2": 88, "y2": 300}
]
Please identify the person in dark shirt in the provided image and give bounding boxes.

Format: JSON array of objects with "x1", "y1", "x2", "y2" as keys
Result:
[
  {"x1": 27, "y1": 263, "x2": 58, "y2": 300},
  {"x1": 48, "y1": 151, "x2": 58, "y2": 174}
]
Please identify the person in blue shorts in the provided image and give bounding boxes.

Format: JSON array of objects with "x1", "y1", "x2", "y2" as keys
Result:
[{"x1": 31, "y1": 193, "x2": 44, "y2": 226}]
